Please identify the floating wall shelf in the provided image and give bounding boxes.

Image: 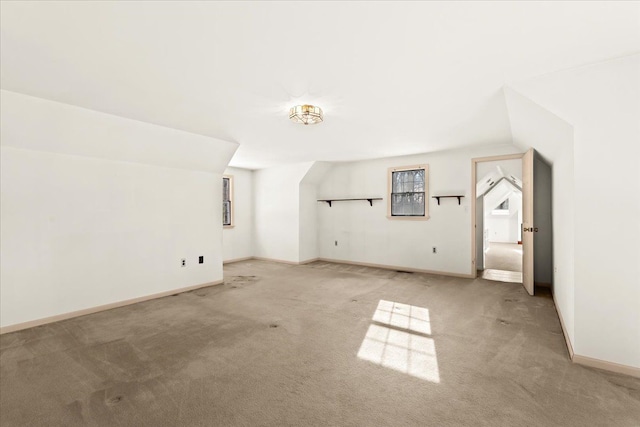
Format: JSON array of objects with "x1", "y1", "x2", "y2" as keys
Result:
[
  {"x1": 317, "y1": 198, "x2": 383, "y2": 207},
  {"x1": 432, "y1": 195, "x2": 464, "y2": 205}
]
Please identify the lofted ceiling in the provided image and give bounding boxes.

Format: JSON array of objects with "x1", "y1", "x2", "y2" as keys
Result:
[
  {"x1": 1, "y1": 2, "x2": 638, "y2": 169},
  {"x1": 484, "y1": 179, "x2": 522, "y2": 213},
  {"x1": 477, "y1": 165, "x2": 522, "y2": 198}
]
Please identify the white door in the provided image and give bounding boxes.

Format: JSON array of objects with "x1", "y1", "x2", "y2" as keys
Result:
[{"x1": 522, "y1": 149, "x2": 534, "y2": 295}]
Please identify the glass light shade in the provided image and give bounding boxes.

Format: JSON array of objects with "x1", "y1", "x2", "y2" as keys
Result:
[{"x1": 289, "y1": 104, "x2": 323, "y2": 125}]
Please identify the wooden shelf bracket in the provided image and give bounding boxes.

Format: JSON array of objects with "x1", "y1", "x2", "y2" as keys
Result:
[
  {"x1": 432, "y1": 195, "x2": 464, "y2": 205},
  {"x1": 317, "y1": 198, "x2": 383, "y2": 207}
]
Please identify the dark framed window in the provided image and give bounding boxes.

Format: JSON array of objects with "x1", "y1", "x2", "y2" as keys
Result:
[
  {"x1": 223, "y1": 176, "x2": 233, "y2": 226},
  {"x1": 388, "y1": 165, "x2": 429, "y2": 219}
]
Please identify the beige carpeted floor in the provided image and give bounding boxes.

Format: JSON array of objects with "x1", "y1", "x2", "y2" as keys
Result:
[
  {"x1": 481, "y1": 268, "x2": 523, "y2": 284},
  {"x1": 1, "y1": 260, "x2": 639, "y2": 426},
  {"x1": 484, "y1": 242, "x2": 523, "y2": 272}
]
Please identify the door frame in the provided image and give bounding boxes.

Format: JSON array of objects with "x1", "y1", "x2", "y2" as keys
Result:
[{"x1": 470, "y1": 153, "x2": 525, "y2": 278}]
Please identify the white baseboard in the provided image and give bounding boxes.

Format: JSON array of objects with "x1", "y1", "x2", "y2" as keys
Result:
[
  {"x1": 223, "y1": 256, "x2": 253, "y2": 264},
  {"x1": 1, "y1": 256, "x2": 465, "y2": 334},
  {"x1": 249, "y1": 256, "x2": 320, "y2": 265},
  {"x1": 551, "y1": 291, "x2": 575, "y2": 359},
  {"x1": 251, "y1": 256, "x2": 302, "y2": 265},
  {"x1": 236, "y1": 256, "x2": 473, "y2": 278},
  {"x1": 573, "y1": 355, "x2": 640, "y2": 378},
  {"x1": 317, "y1": 257, "x2": 476, "y2": 279},
  {"x1": 0, "y1": 280, "x2": 223, "y2": 335},
  {"x1": 551, "y1": 290, "x2": 639, "y2": 378}
]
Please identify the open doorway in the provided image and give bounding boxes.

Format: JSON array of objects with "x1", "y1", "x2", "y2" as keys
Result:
[
  {"x1": 482, "y1": 174, "x2": 523, "y2": 283},
  {"x1": 473, "y1": 156, "x2": 524, "y2": 284},
  {"x1": 472, "y1": 150, "x2": 553, "y2": 294}
]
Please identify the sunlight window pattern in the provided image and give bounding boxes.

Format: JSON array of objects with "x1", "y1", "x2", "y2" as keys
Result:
[
  {"x1": 372, "y1": 300, "x2": 431, "y2": 335},
  {"x1": 357, "y1": 300, "x2": 440, "y2": 383}
]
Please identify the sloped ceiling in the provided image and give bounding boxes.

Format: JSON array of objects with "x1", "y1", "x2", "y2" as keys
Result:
[
  {"x1": 484, "y1": 179, "x2": 522, "y2": 213},
  {"x1": 477, "y1": 165, "x2": 522, "y2": 198},
  {"x1": 1, "y1": 2, "x2": 638, "y2": 168}
]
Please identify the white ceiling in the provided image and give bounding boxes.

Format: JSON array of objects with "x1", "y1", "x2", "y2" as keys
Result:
[{"x1": 2, "y1": 2, "x2": 638, "y2": 169}]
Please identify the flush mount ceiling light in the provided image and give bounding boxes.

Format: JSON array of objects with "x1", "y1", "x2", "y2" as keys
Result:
[{"x1": 289, "y1": 104, "x2": 323, "y2": 125}]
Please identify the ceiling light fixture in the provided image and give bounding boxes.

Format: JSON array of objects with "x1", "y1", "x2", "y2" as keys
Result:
[{"x1": 289, "y1": 104, "x2": 323, "y2": 125}]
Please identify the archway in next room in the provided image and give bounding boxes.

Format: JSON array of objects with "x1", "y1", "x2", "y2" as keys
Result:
[{"x1": 475, "y1": 157, "x2": 523, "y2": 284}]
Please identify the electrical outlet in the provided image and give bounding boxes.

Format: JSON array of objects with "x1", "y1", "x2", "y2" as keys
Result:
[
  {"x1": 181, "y1": 258, "x2": 186, "y2": 267},
  {"x1": 432, "y1": 247, "x2": 437, "y2": 254},
  {"x1": 199, "y1": 256, "x2": 204, "y2": 264}
]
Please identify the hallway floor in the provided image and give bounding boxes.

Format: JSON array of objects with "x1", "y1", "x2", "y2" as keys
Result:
[
  {"x1": 482, "y1": 242, "x2": 523, "y2": 283},
  {"x1": 485, "y1": 242, "x2": 523, "y2": 272}
]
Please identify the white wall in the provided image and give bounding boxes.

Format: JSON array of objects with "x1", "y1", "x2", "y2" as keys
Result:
[
  {"x1": 508, "y1": 54, "x2": 640, "y2": 368},
  {"x1": 0, "y1": 91, "x2": 237, "y2": 328},
  {"x1": 485, "y1": 215, "x2": 511, "y2": 243},
  {"x1": 317, "y1": 144, "x2": 522, "y2": 275},
  {"x1": 485, "y1": 197, "x2": 520, "y2": 244},
  {"x1": 299, "y1": 162, "x2": 332, "y2": 263},
  {"x1": 506, "y1": 86, "x2": 576, "y2": 349},
  {"x1": 253, "y1": 162, "x2": 314, "y2": 263},
  {"x1": 222, "y1": 167, "x2": 254, "y2": 262},
  {"x1": 299, "y1": 183, "x2": 318, "y2": 263}
]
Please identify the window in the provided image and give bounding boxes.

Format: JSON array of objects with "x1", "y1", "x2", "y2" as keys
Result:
[
  {"x1": 491, "y1": 198, "x2": 510, "y2": 216},
  {"x1": 388, "y1": 165, "x2": 429, "y2": 219},
  {"x1": 223, "y1": 175, "x2": 233, "y2": 227}
]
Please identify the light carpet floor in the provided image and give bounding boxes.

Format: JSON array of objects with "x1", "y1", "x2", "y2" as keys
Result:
[
  {"x1": 484, "y1": 242, "x2": 523, "y2": 272},
  {"x1": 1, "y1": 260, "x2": 638, "y2": 426},
  {"x1": 481, "y1": 268, "x2": 523, "y2": 284}
]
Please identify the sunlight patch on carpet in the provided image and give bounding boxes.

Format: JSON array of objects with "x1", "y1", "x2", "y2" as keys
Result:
[
  {"x1": 372, "y1": 300, "x2": 431, "y2": 335},
  {"x1": 358, "y1": 300, "x2": 440, "y2": 383}
]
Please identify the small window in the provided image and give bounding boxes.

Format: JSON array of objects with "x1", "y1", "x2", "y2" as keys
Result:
[
  {"x1": 492, "y1": 199, "x2": 510, "y2": 215},
  {"x1": 223, "y1": 176, "x2": 233, "y2": 227},
  {"x1": 388, "y1": 165, "x2": 429, "y2": 219}
]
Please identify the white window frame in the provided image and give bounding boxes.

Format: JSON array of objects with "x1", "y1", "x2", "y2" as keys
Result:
[
  {"x1": 223, "y1": 175, "x2": 234, "y2": 228},
  {"x1": 387, "y1": 164, "x2": 429, "y2": 220}
]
